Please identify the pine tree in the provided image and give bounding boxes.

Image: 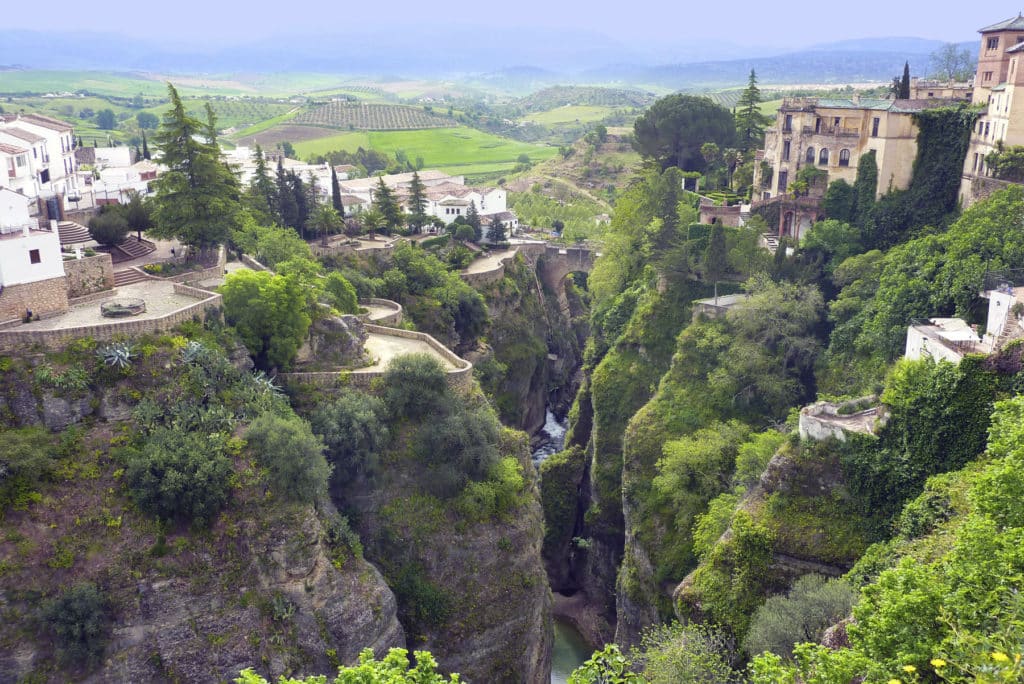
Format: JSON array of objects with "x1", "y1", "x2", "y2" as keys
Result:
[
  {"x1": 486, "y1": 216, "x2": 506, "y2": 243},
  {"x1": 407, "y1": 171, "x2": 429, "y2": 234},
  {"x1": 373, "y1": 177, "x2": 403, "y2": 234},
  {"x1": 466, "y1": 201, "x2": 482, "y2": 242},
  {"x1": 291, "y1": 172, "x2": 309, "y2": 237},
  {"x1": 149, "y1": 83, "x2": 243, "y2": 260},
  {"x1": 330, "y1": 166, "x2": 344, "y2": 217},
  {"x1": 734, "y1": 69, "x2": 771, "y2": 153},
  {"x1": 141, "y1": 131, "x2": 150, "y2": 160}
]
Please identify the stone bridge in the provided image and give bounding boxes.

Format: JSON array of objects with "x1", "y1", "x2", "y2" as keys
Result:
[{"x1": 505, "y1": 241, "x2": 597, "y2": 292}]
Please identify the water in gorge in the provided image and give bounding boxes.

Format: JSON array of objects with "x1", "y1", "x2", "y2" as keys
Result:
[
  {"x1": 530, "y1": 409, "x2": 590, "y2": 680},
  {"x1": 532, "y1": 409, "x2": 568, "y2": 465}
]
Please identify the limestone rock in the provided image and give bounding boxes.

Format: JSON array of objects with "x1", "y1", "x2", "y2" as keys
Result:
[
  {"x1": 41, "y1": 394, "x2": 94, "y2": 431},
  {"x1": 303, "y1": 315, "x2": 370, "y2": 368}
]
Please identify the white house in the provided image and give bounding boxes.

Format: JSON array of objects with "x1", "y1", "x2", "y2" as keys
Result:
[
  {"x1": 0, "y1": 187, "x2": 68, "y2": 321},
  {"x1": 0, "y1": 113, "x2": 80, "y2": 213}
]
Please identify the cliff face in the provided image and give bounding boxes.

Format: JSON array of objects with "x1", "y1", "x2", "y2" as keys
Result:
[
  {"x1": 335, "y1": 421, "x2": 553, "y2": 683},
  {"x1": 474, "y1": 255, "x2": 587, "y2": 437},
  {"x1": 0, "y1": 432, "x2": 404, "y2": 684}
]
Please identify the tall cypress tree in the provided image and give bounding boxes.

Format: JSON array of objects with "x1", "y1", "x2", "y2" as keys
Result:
[
  {"x1": 141, "y1": 131, "x2": 150, "y2": 160},
  {"x1": 466, "y1": 200, "x2": 482, "y2": 242},
  {"x1": 704, "y1": 222, "x2": 728, "y2": 284},
  {"x1": 900, "y1": 62, "x2": 911, "y2": 99},
  {"x1": 853, "y1": 149, "x2": 879, "y2": 225},
  {"x1": 276, "y1": 157, "x2": 300, "y2": 232},
  {"x1": 248, "y1": 145, "x2": 278, "y2": 222},
  {"x1": 330, "y1": 166, "x2": 344, "y2": 217}
]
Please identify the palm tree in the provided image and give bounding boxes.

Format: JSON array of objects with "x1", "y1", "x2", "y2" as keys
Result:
[
  {"x1": 361, "y1": 208, "x2": 385, "y2": 240},
  {"x1": 306, "y1": 204, "x2": 342, "y2": 247}
]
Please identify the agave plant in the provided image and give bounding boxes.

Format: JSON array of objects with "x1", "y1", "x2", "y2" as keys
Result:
[
  {"x1": 96, "y1": 342, "x2": 135, "y2": 370},
  {"x1": 181, "y1": 340, "x2": 208, "y2": 364},
  {"x1": 251, "y1": 370, "x2": 284, "y2": 396}
]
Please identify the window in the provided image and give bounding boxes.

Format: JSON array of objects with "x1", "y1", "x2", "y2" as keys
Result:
[
  {"x1": 839, "y1": 149, "x2": 851, "y2": 167},
  {"x1": 783, "y1": 114, "x2": 793, "y2": 133},
  {"x1": 39, "y1": 169, "x2": 49, "y2": 183},
  {"x1": 833, "y1": 117, "x2": 841, "y2": 128},
  {"x1": 974, "y1": 152, "x2": 980, "y2": 172},
  {"x1": 805, "y1": 147, "x2": 815, "y2": 164},
  {"x1": 985, "y1": 121, "x2": 990, "y2": 137},
  {"x1": 29, "y1": 249, "x2": 41, "y2": 264},
  {"x1": 782, "y1": 140, "x2": 791, "y2": 161},
  {"x1": 778, "y1": 170, "x2": 788, "y2": 192},
  {"x1": 988, "y1": 37, "x2": 1000, "y2": 50},
  {"x1": 33, "y1": 147, "x2": 37, "y2": 159},
  {"x1": 984, "y1": 71, "x2": 994, "y2": 82},
  {"x1": 871, "y1": 117, "x2": 880, "y2": 137},
  {"x1": 819, "y1": 148, "x2": 829, "y2": 165},
  {"x1": 814, "y1": 118, "x2": 822, "y2": 133},
  {"x1": 15, "y1": 155, "x2": 25, "y2": 167}
]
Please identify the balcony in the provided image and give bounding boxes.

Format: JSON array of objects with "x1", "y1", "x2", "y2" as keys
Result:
[{"x1": 802, "y1": 125, "x2": 861, "y2": 138}]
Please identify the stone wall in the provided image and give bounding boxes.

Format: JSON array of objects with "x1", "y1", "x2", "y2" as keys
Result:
[
  {"x1": 460, "y1": 260, "x2": 510, "y2": 287},
  {"x1": 0, "y1": 284, "x2": 221, "y2": 351},
  {"x1": 63, "y1": 253, "x2": 114, "y2": 298},
  {"x1": 360, "y1": 298, "x2": 403, "y2": 326},
  {"x1": 280, "y1": 325, "x2": 473, "y2": 391},
  {"x1": 0, "y1": 276, "x2": 69, "y2": 323}
]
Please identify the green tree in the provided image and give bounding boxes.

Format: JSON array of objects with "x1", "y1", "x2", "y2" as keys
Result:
[
  {"x1": 87, "y1": 209, "x2": 129, "y2": 246},
  {"x1": 232, "y1": 218, "x2": 312, "y2": 268},
  {"x1": 307, "y1": 203, "x2": 343, "y2": 247},
  {"x1": 734, "y1": 69, "x2": 771, "y2": 152},
  {"x1": 406, "y1": 171, "x2": 429, "y2": 234},
  {"x1": 95, "y1": 109, "x2": 116, "y2": 130},
  {"x1": 984, "y1": 142, "x2": 1024, "y2": 181},
  {"x1": 246, "y1": 412, "x2": 330, "y2": 503},
  {"x1": 236, "y1": 647, "x2": 460, "y2": 683},
  {"x1": 743, "y1": 574, "x2": 858, "y2": 659},
  {"x1": 801, "y1": 219, "x2": 863, "y2": 274},
  {"x1": 141, "y1": 130, "x2": 150, "y2": 159},
  {"x1": 331, "y1": 165, "x2": 344, "y2": 217},
  {"x1": 221, "y1": 269, "x2": 312, "y2": 370},
  {"x1": 324, "y1": 271, "x2": 359, "y2": 314},
  {"x1": 276, "y1": 157, "x2": 300, "y2": 231},
  {"x1": 310, "y1": 389, "x2": 389, "y2": 481},
  {"x1": 465, "y1": 201, "x2": 482, "y2": 242},
  {"x1": 633, "y1": 94, "x2": 736, "y2": 171},
  {"x1": 635, "y1": 622, "x2": 738, "y2": 683},
  {"x1": 454, "y1": 224, "x2": 476, "y2": 242},
  {"x1": 136, "y1": 111, "x2": 158, "y2": 130},
  {"x1": 248, "y1": 145, "x2": 278, "y2": 222},
  {"x1": 486, "y1": 216, "x2": 506, "y2": 243},
  {"x1": 123, "y1": 190, "x2": 153, "y2": 241},
  {"x1": 280, "y1": 141, "x2": 295, "y2": 158},
  {"x1": 822, "y1": 179, "x2": 856, "y2": 223},
  {"x1": 900, "y1": 61, "x2": 911, "y2": 99},
  {"x1": 373, "y1": 177, "x2": 403, "y2": 233},
  {"x1": 853, "y1": 149, "x2": 878, "y2": 229},
  {"x1": 149, "y1": 86, "x2": 243, "y2": 258},
  {"x1": 704, "y1": 222, "x2": 728, "y2": 283}
]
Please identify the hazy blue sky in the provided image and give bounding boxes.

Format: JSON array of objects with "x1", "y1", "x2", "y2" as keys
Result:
[{"x1": 5, "y1": 0, "x2": 989, "y2": 48}]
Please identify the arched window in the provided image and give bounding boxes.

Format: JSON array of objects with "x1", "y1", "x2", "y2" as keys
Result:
[
  {"x1": 819, "y1": 148, "x2": 830, "y2": 165},
  {"x1": 839, "y1": 149, "x2": 851, "y2": 167},
  {"x1": 805, "y1": 147, "x2": 815, "y2": 164}
]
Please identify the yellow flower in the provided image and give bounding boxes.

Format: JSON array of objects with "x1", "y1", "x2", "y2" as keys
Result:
[
  {"x1": 888, "y1": 680, "x2": 902, "y2": 684},
  {"x1": 992, "y1": 651, "x2": 1011, "y2": 663},
  {"x1": 902, "y1": 665, "x2": 916, "y2": 673},
  {"x1": 930, "y1": 658, "x2": 947, "y2": 668}
]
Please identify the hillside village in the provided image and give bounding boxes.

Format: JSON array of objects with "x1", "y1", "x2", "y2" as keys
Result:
[{"x1": 8, "y1": 9, "x2": 1024, "y2": 684}]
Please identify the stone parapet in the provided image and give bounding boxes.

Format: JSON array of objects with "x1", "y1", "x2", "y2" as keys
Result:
[{"x1": 63, "y1": 253, "x2": 115, "y2": 298}]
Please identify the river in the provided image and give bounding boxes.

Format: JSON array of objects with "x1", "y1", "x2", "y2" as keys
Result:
[{"x1": 531, "y1": 409, "x2": 592, "y2": 681}]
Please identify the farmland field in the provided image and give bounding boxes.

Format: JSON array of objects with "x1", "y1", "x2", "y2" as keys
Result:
[
  {"x1": 522, "y1": 105, "x2": 621, "y2": 126},
  {"x1": 288, "y1": 127, "x2": 557, "y2": 177},
  {"x1": 292, "y1": 103, "x2": 456, "y2": 130}
]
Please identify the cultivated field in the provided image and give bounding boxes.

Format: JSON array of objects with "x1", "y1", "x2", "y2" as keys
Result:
[
  {"x1": 522, "y1": 105, "x2": 622, "y2": 126},
  {"x1": 289, "y1": 127, "x2": 557, "y2": 177},
  {"x1": 292, "y1": 103, "x2": 456, "y2": 130}
]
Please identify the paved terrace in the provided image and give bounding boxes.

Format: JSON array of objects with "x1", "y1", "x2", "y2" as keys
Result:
[
  {"x1": 362, "y1": 332, "x2": 457, "y2": 371},
  {"x1": 15, "y1": 280, "x2": 202, "y2": 332},
  {"x1": 462, "y1": 248, "x2": 517, "y2": 274}
]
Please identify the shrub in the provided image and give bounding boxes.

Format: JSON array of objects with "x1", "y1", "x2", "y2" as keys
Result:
[
  {"x1": 87, "y1": 209, "x2": 129, "y2": 246},
  {"x1": 742, "y1": 573, "x2": 857, "y2": 659},
  {"x1": 413, "y1": 402, "x2": 501, "y2": 497},
  {"x1": 123, "y1": 427, "x2": 233, "y2": 526},
  {"x1": 382, "y1": 353, "x2": 449, "y2": 420},
  {"x1": 634, "y1": 622, "x2": 738, "y2": 683},
  {"x1": 310, "y1": 389, "x2": 388, "y2": 481},
  {"x1": 454, "y1": 224, "x2": 476, "y2": 242},
  {"x1": 324, "y1": 272, "x2": 359, "y2": 314},
  {"x1": 42, "y1": 583, "x2": 111, "y2": 666},
  {"x1": 246, "y1": 412, "x2": 331, "y2": 503},
  {"x1": 0, "y1": 427, "x2": 57, "y2": 514}
]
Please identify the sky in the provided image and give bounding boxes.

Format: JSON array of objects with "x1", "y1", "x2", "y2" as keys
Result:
[{"x1": 4, "y1": 0, "x2": 988, "y2": 52}]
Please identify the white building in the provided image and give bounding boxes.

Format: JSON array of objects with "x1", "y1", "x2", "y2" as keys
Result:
[
  {"x1": 0, "y1": 113, "x2": 80, "y2": 214},
  {"x1": 0, "y1": 187, "x2": 68, "y2": 321}
]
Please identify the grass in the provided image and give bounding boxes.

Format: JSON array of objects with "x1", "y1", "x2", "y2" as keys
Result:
[
  {"x1": 522, "y1": 105, "x2": 620, "y2": 126},
  {"x1": 290, "y1": 127, "x2": 558, "y2": 176}
]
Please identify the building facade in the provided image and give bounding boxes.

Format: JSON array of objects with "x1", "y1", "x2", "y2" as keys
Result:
[
  {"x1": 0, "y1": 114, "x2": 80, "y2": 216},
  {"x1": 959, "y1": 15, "x2": 1024, "y2": 206},
  {"x1": 0, "y1": 187, "x2": 68, "y2": 321}
]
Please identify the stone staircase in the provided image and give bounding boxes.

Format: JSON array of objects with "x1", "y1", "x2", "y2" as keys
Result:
[
  {"x1": 761, "y1": 233, "x2": 780, "y2": 252},
  {"x1": 994, "y1": 311, "x2": 1023, "y2": 350},
  {"x1": 57, "y1": 221, "x2": 91, "y2": 246},
  {"x1": 113, "y1": 267, "x2": 150, "y2": 287},
  {"x1": 115, "y1": 237, "x2": 156, "y2": 260}
]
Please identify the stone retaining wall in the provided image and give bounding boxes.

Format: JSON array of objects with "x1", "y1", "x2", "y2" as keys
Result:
[
  {"x1": 0, "y1": 284, "x2": 222, "y2": 351},
  {"x1": 240, "y1": 254, "x2": 270, "y2": 272},
  {"x1": 360, "y1": 298, "x2": 403, "y2": 326},
  {"x1": 68, "y1": 289, "x2": 119, "y2": 307},
  {"x1": 64, "y1": 253, "x2": 115, "y2": 298},
  {"x1": 279, "y1": 324, "x2": 472, "y2": 391},
  {"x1": 0, "y1": 276, "x2": 69, "y2": 322}
]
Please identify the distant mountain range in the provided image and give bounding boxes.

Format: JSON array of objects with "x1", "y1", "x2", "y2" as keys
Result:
[{"x1": 0, "y1": 30, "x2": 975, "y2": 91}]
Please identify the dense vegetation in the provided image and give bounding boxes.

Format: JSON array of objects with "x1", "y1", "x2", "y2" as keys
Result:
[{"x1": 293, "y1": 103, "x2": 457, "y2": 131}]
